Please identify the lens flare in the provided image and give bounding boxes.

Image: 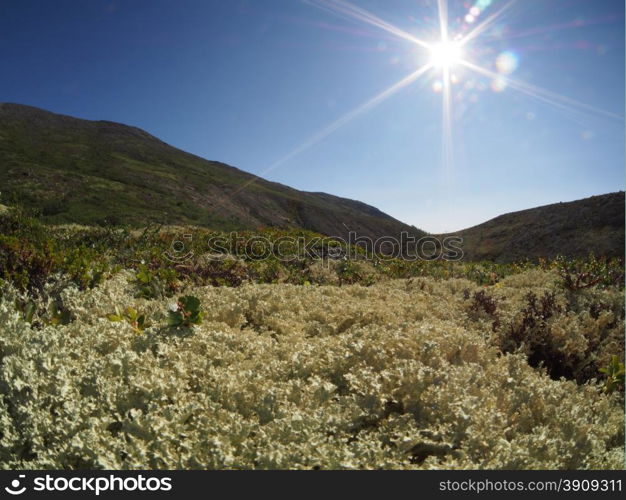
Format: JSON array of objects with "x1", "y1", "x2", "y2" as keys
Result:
[
  {"x1": 460, "y1": 59, "x2": 623, "y2": 121},
  {"x1": 215, "y1": 0, "x2": 625, "y2": 209},
  {"x1": 491, "y1": 76, "x2": 508, "y2": 92},
  {"x1": 495, "y1": 51, "x2": 519, "y2": 74}
]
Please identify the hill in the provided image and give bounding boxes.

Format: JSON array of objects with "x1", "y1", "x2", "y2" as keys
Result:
[
  {"x1": 0, "y1": 103, "x2": 424, "y2": 241},
  {"x1": 1, "y1": 103, "x2": 623, "y2": 261},
  {"x1": 447, "y1": 192, "x2": 625, "y2": 262}
]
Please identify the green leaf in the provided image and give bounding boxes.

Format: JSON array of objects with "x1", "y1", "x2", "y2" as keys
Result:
[
  {"x1": 188, "y1": 311, "x2": 203, "y2": 325},
  {"x1": 168, "y1": 311, "x2": 183, "y2": 327},
  {"x1": 180, "y1": 295, "x2": 200, "y2": 312},
  {"x1": 59, "y1": 309, "x2": 72, "y2": 325},
  {"x1": 23, "y1": 302, "x2": 36, "y2": 323},
  {"x1": 136, "y1": 269, "x2": 151, "y2": 284},
  {"x1": 125, "y1": 307, "x2": 138, "y2": 321},
  {"x1": 136, "y1": 315, "x2": 151, "y2": 330}
]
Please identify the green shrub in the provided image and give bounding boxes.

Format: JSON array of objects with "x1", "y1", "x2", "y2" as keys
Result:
[
  {"x1": 167, "y1": 295, "x2": 203, "y2": 328},
  {"x1": 132, "y1": 265, "x2": 178, "y2": 299},
  {"x1": 107, "y1": 306, "x2": 151, "y2": 333},
  {"x1": 599, "y1": 356, "x2": 625, "y2": 395},
  {"x1": 0, "y1": 235, "x2": 54, "y2": 292},
  {"x1": 47, "y1": 301, "x2": 73, "y2": 326},
  {"x1": 556, "y1": 254, "x2": 624, "y2": 290}
]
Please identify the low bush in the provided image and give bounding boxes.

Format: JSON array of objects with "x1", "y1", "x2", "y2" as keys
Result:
[
  {"x1": 0, "y1": 209, "x2": 623, "y2": 469},
  {"x1": 0, "y1": 271, "x2": 622, "y2": 469}
]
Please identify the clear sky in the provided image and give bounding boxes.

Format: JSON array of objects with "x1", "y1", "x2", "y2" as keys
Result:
[{"x1": 1, "y1": 0, "x2": 623, "y2": 232}]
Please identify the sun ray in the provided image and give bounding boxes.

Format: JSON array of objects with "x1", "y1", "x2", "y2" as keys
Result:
[
  {"x1": 287, "y1": 0, "x2": 622, "y2": 190},
  {"x1": 437, "y1": 0, "x2": 455, "y2": 178},
  {"x1": 479, "y1": 13, "x2": 621, "y2": 43},
  {"x1": 460, "y1": 59, "x2": 624, "y2": 122},
  {"x1": 305, "y1": 0, "x2": 432, "y2": 49},
  {"x1": 437, "y1": 0, "x2": 449, "y2": 42},
  {"x1": 259, "y1": 64, "x2": 433, "y2": 175},
  {"x1": 442, "y1": 66, "x2": 454, "y2": 178},
  {"x1": 210, "y1": 64, "x2": 434, "y2": 208}
]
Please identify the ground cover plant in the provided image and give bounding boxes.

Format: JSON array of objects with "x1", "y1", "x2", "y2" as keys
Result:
[{"x1": 0, "y1": 207, "x2": 623, "y2": 469}]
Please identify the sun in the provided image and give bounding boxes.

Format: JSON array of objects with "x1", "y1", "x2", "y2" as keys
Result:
[{"x1": 429, "y1": 41, "x2": 463, "y2": 70}]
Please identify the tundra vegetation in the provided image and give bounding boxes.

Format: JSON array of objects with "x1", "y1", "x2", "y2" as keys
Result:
[{"x1": 0, "y1": 206, "x2": 623, "y2": 469}]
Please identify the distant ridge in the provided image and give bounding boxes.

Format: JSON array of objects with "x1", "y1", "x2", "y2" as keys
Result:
[{"x1": 445, "y1": 192, "x2": 625, "y2": 262}]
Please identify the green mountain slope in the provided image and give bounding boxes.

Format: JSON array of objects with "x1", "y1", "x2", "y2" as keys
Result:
[
  {"x1": 0, "y1": 103, "x2": 424, "y2": 241},
  {"x1": 1, "y1": 103, "x2": 622, "y2": 261},
  {"x1": 446, "y1": 192, "x2": 625, "y2": 262}
]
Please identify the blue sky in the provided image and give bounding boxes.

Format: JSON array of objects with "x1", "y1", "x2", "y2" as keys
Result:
[{"x1": 1, "y1": 0, "x2": 623, "y2": 232}]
